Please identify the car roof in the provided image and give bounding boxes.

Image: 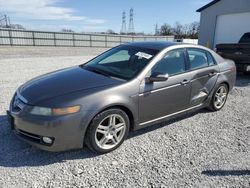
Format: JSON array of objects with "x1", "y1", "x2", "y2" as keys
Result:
[
  {"x1": 124, "y1": 41, "x2": 226, "y2": 65},
  {"x1": 125, "y1": 41, "x2": 180, "y2": 51}
]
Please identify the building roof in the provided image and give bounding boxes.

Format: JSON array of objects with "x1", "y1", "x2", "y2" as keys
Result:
[{"x1": 196, "y1": 0, "x2": 221, "y2": 12}]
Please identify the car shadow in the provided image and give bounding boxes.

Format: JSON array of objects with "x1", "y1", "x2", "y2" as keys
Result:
[
  {"x1": 0, "y1": 109, "x2": 207, "y2": 168},
  {"x1": 202, "y1": 170, "x2": 250, "y2": 176},
  {"x1": 235, "y1": 73, "x2": 250, "y2": 87},
  {"x1": 0, "y1": 114, "x2": 98, "y2": 168}
]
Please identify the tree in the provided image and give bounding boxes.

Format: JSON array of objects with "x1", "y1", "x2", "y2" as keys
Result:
[
  {"x1": 61, "y1": 28, "x2": 74, "y2": 33},
  {"x1": 6, "y1": 24, "x2": 25, "y2": 30},
  {"x1": 172, "y1": 22, "x2": 184, "y2": 39},
  {"x1": 135, "y1": 32, "x2": 145, "y2": 36},
  {"x1": 159, "y1": 21, "x2": 200, "y2": 39},
  {"x1": 160, "y1": 23, "x2": 173, "y2": 36},
  {"x1": 182, "y1": 24, "x2": 190, "y2": 38},
  {"x1": 188, "y1": 21, "x2": 200, "y2": 39},
  {"x1": 106, "y1": 29, "x2": 117, "y2": 34}
]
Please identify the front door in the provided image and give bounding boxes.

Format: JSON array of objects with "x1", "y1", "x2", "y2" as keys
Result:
[{"x1": 138, "y1": 48, "x2": 192, "y2": 124}]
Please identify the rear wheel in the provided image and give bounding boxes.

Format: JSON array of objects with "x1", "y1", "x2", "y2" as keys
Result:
[
  {"x1": 209, "y1": 84, "x2": 228, "y2": 111},
  {"x1": 85, "y1": 108, "x2": 129, "y2": 153}
]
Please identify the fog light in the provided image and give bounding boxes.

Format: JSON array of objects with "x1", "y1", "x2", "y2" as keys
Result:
[{"x1": 42, "y1": 137, "x2": 53, "y2": 144}]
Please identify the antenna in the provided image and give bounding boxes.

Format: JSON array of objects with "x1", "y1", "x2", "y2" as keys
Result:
[
  {"x1": 120, "y1": 11, "x2": 127, "y2": 34},
  {"x1": 128, "y1": 8, "x2": 135, "y2": 34}
]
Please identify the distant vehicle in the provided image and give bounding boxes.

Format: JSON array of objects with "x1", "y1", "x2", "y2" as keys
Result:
[
  {"x1": 216, "y1": 32, "x2": 250, "y2": 74},
  {"x1": 7, "y1": 42, "x2": 236, "y2": 153}
]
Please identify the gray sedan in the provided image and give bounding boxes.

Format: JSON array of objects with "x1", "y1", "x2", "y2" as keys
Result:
[{"x1": 7, "y1": 42, "x2": 236, "y2": 153}]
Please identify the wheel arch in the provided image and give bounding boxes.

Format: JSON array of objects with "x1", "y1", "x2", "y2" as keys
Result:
[
  {"x1": 85, "y1": 104, "x2": 135, "y2": 136},
  {"x1": 217, "y1": 81, "x2": 230, "y2": 91},
  {"x1": 216, "y1": 73, "x2": 232, "y2": 91},
  {"x1": 102, "y1": 105, "x2": 135, "y2": 131}
]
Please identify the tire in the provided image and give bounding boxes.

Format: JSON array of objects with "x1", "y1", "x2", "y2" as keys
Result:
[
  {"x1": 208, "y1": 83, "x2": 229, "y2": 111},
  {"x1": 85, "y1": 108, "x2": 130, "y2": 154}
]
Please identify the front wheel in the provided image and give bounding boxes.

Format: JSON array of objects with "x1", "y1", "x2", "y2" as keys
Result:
[
  {"x1": 85, "y1": 108, "x2": 130, "y2": 153},
  {"x1": 209, "y1": 84, "x2": 229, "y2": 111}
]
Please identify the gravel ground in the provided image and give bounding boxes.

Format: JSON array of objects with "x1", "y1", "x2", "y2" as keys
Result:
[{"x1": 0, "y1": 47, "x2": 249, "y2": 188}]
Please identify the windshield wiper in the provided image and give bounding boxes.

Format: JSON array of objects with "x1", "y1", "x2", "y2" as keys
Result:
[{"x1": 83, "y1": 66, "x2": 111, "y2": 78}]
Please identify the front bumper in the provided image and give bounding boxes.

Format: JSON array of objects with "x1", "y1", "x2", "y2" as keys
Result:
[{"x1": 7, "y1": 109, "x2": 90, "y2": 152}]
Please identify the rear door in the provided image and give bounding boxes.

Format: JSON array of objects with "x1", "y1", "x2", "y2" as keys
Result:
[{"x1": 186, "y1": 48, "x2": 219, "y2": 106}]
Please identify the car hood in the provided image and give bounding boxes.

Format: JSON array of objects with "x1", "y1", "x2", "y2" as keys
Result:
[{"x1": 19, "y1": 66, "x2": 122, "y2": 105}]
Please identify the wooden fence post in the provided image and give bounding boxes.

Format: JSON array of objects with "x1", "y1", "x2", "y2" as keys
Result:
[
  {"x1": 8, "y1": 29, "x2": 13, "y2": 46},
  {"x1": 32, "y1": 31, "x2": 35, "y2": 46},
  {"x1": 53, "y1": 32, "x2": 56, "y2": 46}
]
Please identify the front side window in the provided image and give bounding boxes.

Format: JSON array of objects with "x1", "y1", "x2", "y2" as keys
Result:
[
  {"x1": 82, "y1": 45, "x2": 159, "y2": 80},
  {"x1": 151, "y1": 48, "x2": 186, "y2": 76},
  {"x1": 187, "y1": 49, "x2": 209, "y2": 70}
]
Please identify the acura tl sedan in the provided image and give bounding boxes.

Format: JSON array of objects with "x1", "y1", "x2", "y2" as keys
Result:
[{"x1": 7, "y1": 42, "x2": 236, "y2": 153}]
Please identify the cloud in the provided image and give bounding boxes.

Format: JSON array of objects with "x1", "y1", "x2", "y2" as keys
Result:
[
  {"x1": 0, "y1": 0, "x2": 108, "y2": 31},
  {"x1": 0, "y1": 0, "x2": 85, "y2": 21}
]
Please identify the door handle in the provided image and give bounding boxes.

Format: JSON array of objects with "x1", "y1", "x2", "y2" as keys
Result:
[
  {"x1": 180, "y1": 79, "x2": 190, "y2": 85},
  {"x1": 208, "y1": 72, "x2": 217, "y2": 77}
]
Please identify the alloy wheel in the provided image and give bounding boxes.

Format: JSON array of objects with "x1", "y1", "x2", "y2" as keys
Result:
[
  {"x1": 95, "y1": 114, "x2": 126, "y2": 150},
  {"x1": 213, "y1": 85, "x2": 228, "y2": 109}
]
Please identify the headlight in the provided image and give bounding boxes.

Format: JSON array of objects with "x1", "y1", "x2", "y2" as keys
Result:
[
  {"x1": 30, "y1": 105, "x2": 81, "y2": 116},
  {"x1": 30, "y1": 106, "x2": 52, "y2": 116}
]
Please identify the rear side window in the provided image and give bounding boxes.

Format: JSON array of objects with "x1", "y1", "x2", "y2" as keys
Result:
[
  {"x1": 206, "y1": 52, "x2": 216, "y2": 66},
  {"x1": 187, "y1": 49, "x2": 208, "y2": 70},
  {"x1": 152, "y1": 48, "x2": 186, "y2": 76}
]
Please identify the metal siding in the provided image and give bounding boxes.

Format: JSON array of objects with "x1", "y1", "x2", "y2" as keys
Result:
[{"x1": 198, "y1": 0, "x2": 250, "y2": 48}]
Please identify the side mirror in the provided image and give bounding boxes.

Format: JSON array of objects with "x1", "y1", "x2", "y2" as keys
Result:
[{"x1": 146, "y1": 73, "x2": 169, "y2": 83}]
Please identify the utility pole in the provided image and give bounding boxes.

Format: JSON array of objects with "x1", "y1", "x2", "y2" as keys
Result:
[
  {"x1": 120, "y1": 11, "x2": 127, "y2": 34},
  {"x1": 0, "y1": 14, "x2": 10, "y2": 28},
  {"x1": 128, "y1": 8, "x2": 135, "y2": 34},
  {"x1": 155, "y1": 24, "x2": 159, "y2": 36}
]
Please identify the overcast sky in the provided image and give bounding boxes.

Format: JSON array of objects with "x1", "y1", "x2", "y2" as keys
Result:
[{"x1": 0, "y1": 0, "x2": 211, "y2": 33}]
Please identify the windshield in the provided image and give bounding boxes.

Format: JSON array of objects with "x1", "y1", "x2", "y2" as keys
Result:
[{"x1": 81, "y1": 45, "x2": 159, "y2": 80}]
